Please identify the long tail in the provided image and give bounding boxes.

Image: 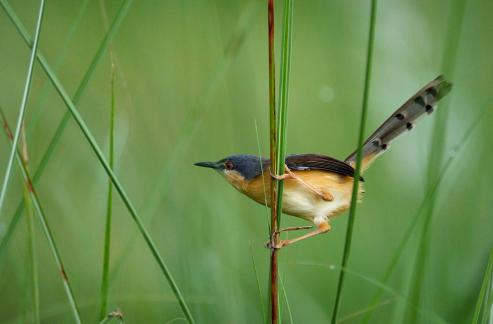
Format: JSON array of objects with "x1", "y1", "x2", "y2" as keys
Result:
[{"x1": 345, "y1": 75, "x2": 452, "y2": 172}]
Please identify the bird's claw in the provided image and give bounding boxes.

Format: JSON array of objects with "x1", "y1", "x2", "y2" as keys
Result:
[
  {"x1": 270, "y1": 171, "x2": 293, "y2": 181},
  {"x1": 270, "y1": 164, "x2": 295, "y2": 180},
  {"x1": 264, "y1": 239, "x2": 288, "y2": 250}
]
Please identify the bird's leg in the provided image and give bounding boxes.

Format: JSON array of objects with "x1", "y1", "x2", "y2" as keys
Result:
[
  {"x1": 265, "y1": 226, "x2": 313, "y2": 249},
  {"x1": 276, "y1": 225, "x2": 312, "y2": 233},
  {"x1": 271, "y1": 164, "x2": 334, "y2": 201},
  {"x1": 273, "y1": 221, "x2": 331, "y2": 249}
]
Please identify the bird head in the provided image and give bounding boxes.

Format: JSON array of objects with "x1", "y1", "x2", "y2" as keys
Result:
[{"x1": 194, "y1": 154, "x2": 265, "y2": 190}]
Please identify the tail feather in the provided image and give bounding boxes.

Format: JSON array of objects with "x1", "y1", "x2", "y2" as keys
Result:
[{"x1": 345, "y1": 75, "x2": 452, "y2": 171}]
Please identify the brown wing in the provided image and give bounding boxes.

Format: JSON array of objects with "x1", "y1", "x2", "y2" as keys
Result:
[{"x1": 285, "y1": 154, "x2": 362, "y2": 180}]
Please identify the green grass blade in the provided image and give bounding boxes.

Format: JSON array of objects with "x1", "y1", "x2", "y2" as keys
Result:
[
  {"x1": 0, "y1": 109, "x2": 82, "y2": 324},
  {"x1": 249, "y1": 242, "x2": 266, "y2": 323},
  {"x1": 26, "y1": 0, "x2": 91, "y2": 137},
  {"x1": 107, "y1": 1, "x2": 258, "y2": 286},
  {"x1": 142, "y1": 1, "x2": 258, "y2": 220},
  {"x1": 274, "y1": 0, "x2": 294, "y2": 222},
  {"x1": 3, "y1": 14, "x2": 195, "y2": 324},
  {"x1": 20, "y1": 128, "x2": 40, "y2": 324},
  {"x1": 362, "y1": 104, "x2": 490, "y2": 322},
  {"x1": 279, "y1": 272, "x2": 293, "y2": 324},
  {"x1": 254, "y1": 118, "x2": 271, "y2": 231},
  {"x1": 404, "y1": 1, "x2": 467, "y2": 321},
  {"x1": 471, "y1": 250, "x2": 493, "y2": 324},
  {"x1": 24, "y1": 186, "x2": 40, "y2": 324},
  {"x1": 275, "y1": 4, "x2": 294, "y2": 321},
  {"x1": 0, "y1": 0, "x2": 45, "y2": 216},
  {"x1": 48, "y1": 49, "x2": 195, "y2": 324},
  {"x1": 330, "y1": 1, "x2": 377, "y2": 322},
  {"x1": 0, "y1": 0, "x2": 132, "y2": 259},
  {"x1": 298, "y1": 261, "x2": 447, "y2": 323},
  {"x1": 99, "y1": 65, "x2": 117, "y2": 320},
  {"x1": 3, "y1": 1, "x2": 195, "y2": 321}
]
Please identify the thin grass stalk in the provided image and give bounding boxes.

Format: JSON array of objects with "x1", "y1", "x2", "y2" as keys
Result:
[
  {"x1": 405, "y1": 1, "x2": 467, "y2": 321},
  {"x1": 46, "y1": 58, "x2": 194, "y2": 323},
  {"x1": 3, "y1": 1, "x2": 194, "y2": 320},
  {"x1": 0, "y1": 110, "x2": 82, "y2": 324},
  {"x1": 269, "y1": 1, "x2": 294, "y2": 322},
  {"x1": 471, "y1": 250, "x2": 493, "y2": 324},
  {"x1": 249, "y1": 242, "x2": 267, "y2": 322},
  {"x1": 266, "y1": 0, "x2": 280, "y2": 323},
  {"x1": 0, "y1": 0, "x2": 132, "y2": 258},
  {"x1": 279, "y1": 273, "x2": 293, "y2": 324},
  {"x1": 106, "y1": 2, "x2": 258, "y2": 283},
  {"x1": 362, "y1": 104, "x2": 490, "y2": 323},
  {"x1": 0, "y1": 0, "x2": 45, "y2": 216},
  {"x1": 20, "y1": 126, "x2": 40, "y2": 324},
  {"x1": 274, "y1": 0, "x2": 294, "y2": 224},
  {"x1": 26, "y1": 0, "x2": 91, "y2": 136},
  {"x1": 99, "y1": 64, "x2": 116, "y2": 320},
  {"x1": 254, "y1": 118, "x2": 271, "y2": 229},
  {"x1": 23, "y1": 182, "x2": 39, "y2": 324},
  {"x1": 299, "y1": 262, "x2": 447, "y2": 323},
  {"x1": 140, "y1": 1, "x2": 258, "y2": 221},
  {"x1": 330, "y1": 0, "x2": 377, "y2": 322},
  {"x1": 4, "y1": 19, "x2": 195, "y2": 324}
]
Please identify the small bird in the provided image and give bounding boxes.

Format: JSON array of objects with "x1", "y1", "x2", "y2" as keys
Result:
[{"x1": 195, "y1": 76, "x2": 451, "y2": 249}]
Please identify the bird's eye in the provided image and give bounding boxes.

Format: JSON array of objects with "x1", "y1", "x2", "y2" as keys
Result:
[{"x1": 225, "y1": 161, "x2": 234, "y2": 170}]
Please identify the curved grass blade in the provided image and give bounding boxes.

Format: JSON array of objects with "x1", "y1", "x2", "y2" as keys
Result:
[
  {"x1": 42, "y1": 51, "x2": 195, "y2": 324},
  {"x1": 2, "y1": 1, "x2": 195, "y2": 321},
  {"x1": 26, "y1": 0, "x2": 91, "y2": 137},
  {"x1": 471, "y1": 249, "x2": 493, "y2": 324},
  {"x1": 20, "y1": 126, "x2": 40, "y2": 324},
  {"x1": 0, "y1": 0, "x2": 45, "y2": 216},
  {"x1": 330, "y1": 1, "x2": 377, "y2": 323},
  {"x1": 0, "y1": 0, "x2": 133, "y2": 260},
  {"x1": 249, "y1": 242, "x2": 266, "y2": 323},
  {"x1": 404, "y1": 1, "x2": 467, "y2": 321},
  {"x1": 270, "y1": 2, "x2": 294, "y2": 321},
  {"x1": 279, "y1": 272, "x2": 293, "y2": 324},
  {"x1": 107, "y1": 1, "x2": 258, "y2": 284},
  {"x1": 274, "y1": 0, "x2": 294, "y2": 222},
  {"x1": 0, "y1": 109, "x2": 82, "y2": 324},
  {"x1": 362, "y1": 105, "x2": 490, "y2": 322},
  {"x1": 6, "y1": 21, "x2": 195, "y2": 324},
  {"x1": 299, "y1": 261, "x2": 447, "y2": 323},
  {"x1": 99, "y1": 64, "x2": 116, "y2": 320}
]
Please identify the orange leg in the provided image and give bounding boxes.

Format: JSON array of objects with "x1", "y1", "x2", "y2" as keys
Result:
[
  {"x1": 274, "y1": 221, "x2": 331, "y2": 249},
  {"x1": 276, "y1": 225, "x2": 312, "y2": 233},
  {"x1": 271, "y1": 165, "x2": 334, "y2": 201},
  {"x1": 265, "y1": 226, "x2": 313, "y2": 249}
]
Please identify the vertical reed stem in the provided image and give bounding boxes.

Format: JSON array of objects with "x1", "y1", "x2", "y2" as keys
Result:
[
  {"x1": 99, "y1": 62, "x2": 116, "y2": 320},
  {"x1": 331, "y1": 0, "x2": 377, "y2": 322},
  {"x1": 267, "y1": 0, "x2": 280, "y2": 323}
]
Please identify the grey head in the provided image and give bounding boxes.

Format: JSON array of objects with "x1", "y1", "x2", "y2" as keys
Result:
[{"x1": 194, "y1": 154, "x2": 266, "y2": 180}]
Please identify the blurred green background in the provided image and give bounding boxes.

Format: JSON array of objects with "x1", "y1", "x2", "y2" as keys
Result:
[{"x1": 0, "y1": 0, "x2": 492, "y2": 323}]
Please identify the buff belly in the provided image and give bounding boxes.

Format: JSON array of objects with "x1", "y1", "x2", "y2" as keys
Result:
[{"x1": 230, "y1": 170, "x2": 364, "y2": 225}]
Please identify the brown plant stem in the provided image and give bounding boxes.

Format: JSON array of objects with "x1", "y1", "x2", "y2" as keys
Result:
[{"x1": 267, "y1": 0, "x2": 280, "y2": 323}]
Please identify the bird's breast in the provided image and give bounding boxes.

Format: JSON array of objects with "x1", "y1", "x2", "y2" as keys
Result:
[{"x1": 241, "y1": 170, "x2": 363, "y2": 223}]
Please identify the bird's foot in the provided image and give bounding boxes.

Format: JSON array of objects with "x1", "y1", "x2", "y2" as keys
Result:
[
  {"x1": 270, "y1": 164, "x2": 295, "y2": 180},
  {"x1": 264, "y1": 239, "x2": 289, "y2": 250}
]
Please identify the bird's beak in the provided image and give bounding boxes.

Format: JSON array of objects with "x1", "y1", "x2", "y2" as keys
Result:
[{"x1": 194, "y1": 161, "x2": 220, "y2": 169}]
